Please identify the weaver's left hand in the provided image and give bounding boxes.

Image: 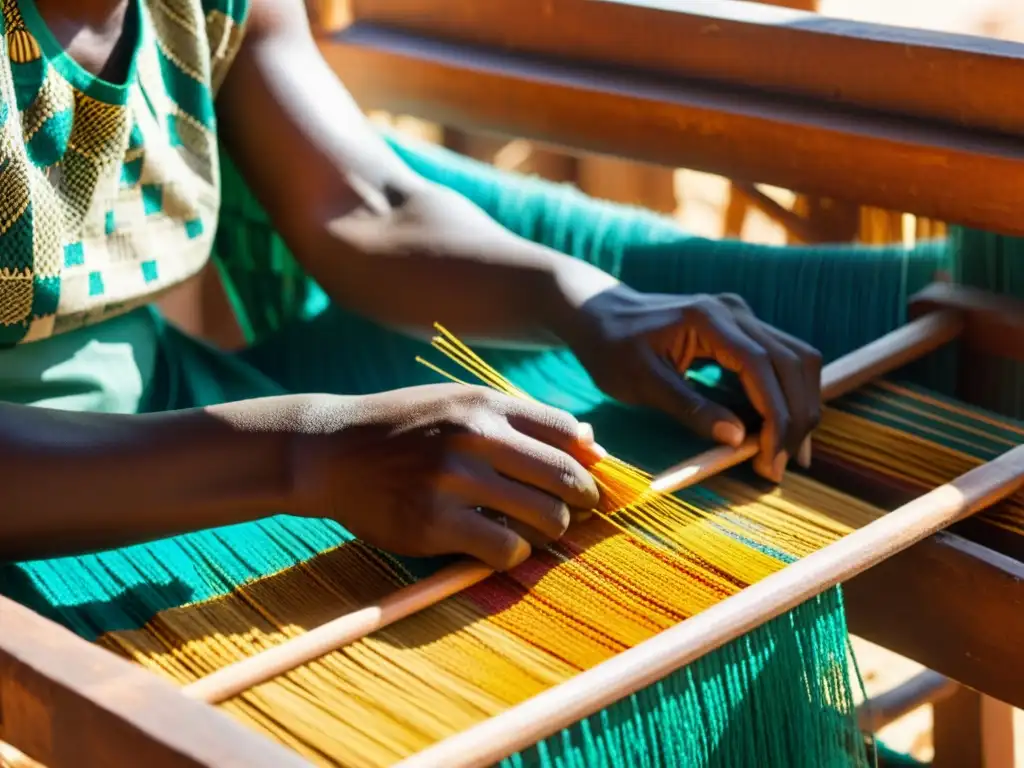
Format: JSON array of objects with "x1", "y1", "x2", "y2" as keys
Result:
[{"x1": 561, "y1": 284, "x2": 822, "y2": 483}]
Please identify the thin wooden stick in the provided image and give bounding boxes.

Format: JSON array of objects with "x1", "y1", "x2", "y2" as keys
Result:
[
  {"x1": 856, "y1": 669, "x2": 957, "y2": 733},
  {"x1": 0, "y1": 741, "x2": 47, "y2": 768},
  {"x1": 396, "y1": 443, "x2": 1024, "y2": 768},
  {"x1": 181, "y1": 560, "x2": 493, "y2": 704},
  {"x1": 651, "y1": 308, "x2": 962, "y2": 492},
  {"x1": 182, "y1": 309, "x2": 962, "y2": 704}
]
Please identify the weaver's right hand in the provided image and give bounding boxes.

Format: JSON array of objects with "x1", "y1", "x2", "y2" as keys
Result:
[{"x1": 287, "y1": 384, "x2": 604, "y2": 571}]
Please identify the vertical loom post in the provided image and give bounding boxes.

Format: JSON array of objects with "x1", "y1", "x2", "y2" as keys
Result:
[
  {"x1": 396, "y1": 443, "x2": 1024, "y2": 768},
  {"x1": 178, "y1": 308, "x2": 962, "y2": 705}
]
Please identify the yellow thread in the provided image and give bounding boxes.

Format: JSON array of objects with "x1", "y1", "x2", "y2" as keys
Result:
[{"x1": 89, "y1": 335, "x2": 1024, "y2": 767}]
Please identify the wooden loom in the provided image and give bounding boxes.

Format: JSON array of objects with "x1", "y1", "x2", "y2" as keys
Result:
[{"x1": 4, "y1": 1, "x2": 1024, "y2": 766}]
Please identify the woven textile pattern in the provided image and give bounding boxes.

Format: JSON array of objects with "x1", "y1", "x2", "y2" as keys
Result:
[{"x1": 0, "y1": 0, "x2": 249, "y2": 345}]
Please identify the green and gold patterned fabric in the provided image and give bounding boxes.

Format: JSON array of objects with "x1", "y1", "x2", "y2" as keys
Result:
[{"x1": 0, "y1": 0, "x2": 249, "y2": 345}]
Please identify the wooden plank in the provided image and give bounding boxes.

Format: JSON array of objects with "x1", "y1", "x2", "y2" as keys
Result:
[
  {"x1": 348, "y1": 0, "x2": 1024, "y2": 137},
  {"x1": 843, "y1": 531, "x2": 1024, "y2": 713},
  {"x1": 931, "y1": 687, "x2": 1016, "y2": 768},
  {"x1": 0, "y1": 596, "x2": 309, "y2": 768},
  {"x1": 809, "y1": 455, "x2": 1024, "y2": 709},
  {"x1": 324, "y1": 25, "x2": 1024, "y2": 236},
  {"x1": 910, "y1": 282, "x2": 1024, "y2": 364}
]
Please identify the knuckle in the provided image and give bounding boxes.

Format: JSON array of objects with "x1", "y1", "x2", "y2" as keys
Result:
[
  {"x1": 523, "y1": 494, "x2": 569, "y2": 540},
  {"x1": 777, "y1": 347, "x2": 802, "y2": 371},
  {"x1": 688, "y1": 293, "x2": 718, "y2": 317},
  {"x1": 551, "y1": 459, "x2": 595, "y2": 506},
  {"x1": 540, "y1": 406, "x2": 579, "y2": 440},
  {"x1": 748, "y1": 347, "x2": 772, "y2": 371},
  {"x1": 461, "y1": 385, "x2": 501, "y2": 412},
  {"x1": 717, "y1": 293, "x2": 749, "y2": 311},
  {"x1": 547, "y1": 453, "x2": 577, "y2": 485},
  {"x1": 786, "y1": 338, "x2": 822, "y2": 368},
  {"x1": 435, "y1": 458, "x2": 473, "y2": 492}
]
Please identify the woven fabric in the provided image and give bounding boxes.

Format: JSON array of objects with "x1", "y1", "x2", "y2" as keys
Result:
[{"x1": 0, "y1": 0, "x2": 249, "y2": 345}]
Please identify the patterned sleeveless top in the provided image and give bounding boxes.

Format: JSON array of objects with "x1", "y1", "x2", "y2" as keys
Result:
[{"x1": 0, "y1": 0, "x2": 250, "y2": 345}]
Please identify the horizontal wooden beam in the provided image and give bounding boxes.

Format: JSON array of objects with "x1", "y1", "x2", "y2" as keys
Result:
[
  {"x1": 910, "y1": 282, "x2": 1024, "y2": 364},
  {"x1": 0, "y1": 596, "x2": 309, "y2": 768},
  {"x1": 349, "y1": 0, "x2": 1024, "y2": 137},
  {"x1": 844, "y1": 531, "x2": 1024, "y2": 711},
  {"x1": 856, "y1": 670, "x2": 958, "y2": 733},
  {"x1": 324, "y1": 26, "x2": 1024, "y2": 236},
  {"x1": 809, "y1": 454, "x2": 1024, "y2": 708}
]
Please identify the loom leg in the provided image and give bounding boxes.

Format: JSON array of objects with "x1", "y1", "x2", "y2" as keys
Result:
[
  {"x1": 575, "y1": 155, "x2": 678, "y2": 214},
  {"x1": 932, "y1": 686, "x2": 1015, "y2": 768},
  {"x1": 722, "y1": 185, "x2": 749, "y2": 239}
]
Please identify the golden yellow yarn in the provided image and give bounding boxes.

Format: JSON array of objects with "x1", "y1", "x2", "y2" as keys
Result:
[{"x1": 91, "y1": 330, "x2": 1023, "y2": 767}]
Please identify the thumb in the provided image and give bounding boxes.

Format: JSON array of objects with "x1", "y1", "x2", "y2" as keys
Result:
[{"x1": 641, "y1": 347, "x2": 745, "y2": 447}]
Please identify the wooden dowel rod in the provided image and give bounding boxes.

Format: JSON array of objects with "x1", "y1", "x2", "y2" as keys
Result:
[
  {"x1": 181, "y1": 560, "x2": 493, "y2": 704},
  {"x1": 397, "y1": 443, "x2": 1024, "y2": 768},
  {"x1": 181, "y1": 308, "x2": 962, "y2": 704},
  {"x1": 651, "y1": 309, "x2": 963, "y2": 492},
  {"x1": 856, "y1": 670, "x2": 958, "y2": 733},
  {"x1": 0, "y1": 741, "x2": 47, "y2": 768}
]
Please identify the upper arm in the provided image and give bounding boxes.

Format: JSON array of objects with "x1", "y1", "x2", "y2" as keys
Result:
[{"x1": 215, "y1": 0, "x2": 422, "y2": 256}]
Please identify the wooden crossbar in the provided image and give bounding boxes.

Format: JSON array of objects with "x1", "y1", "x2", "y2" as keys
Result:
[
  {"x1": 323, "y1": 23, "x2": 1024, "y2": 236},
  {"x1": 348, "y1": 0, "x2": 1024, "y2": 137}
]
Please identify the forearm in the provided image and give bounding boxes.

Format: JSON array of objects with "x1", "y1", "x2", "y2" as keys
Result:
[
  {"x1": 304, "y1": 182, "x2": 621, "y2": 347},
  {"x1": 0, "y1": 398, "x2": 300, "y2": 561},
  {"x1": 217, "y1": 2, "x2": 618, "y2": 348}
]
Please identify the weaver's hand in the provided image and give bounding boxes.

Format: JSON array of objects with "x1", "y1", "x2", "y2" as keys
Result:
[
  {"x1": 562, "y1": 285, "x2": 822, "y2": 482},
  {"x1": 289, "y1": 384, "x2": 603, "y2": 571}
]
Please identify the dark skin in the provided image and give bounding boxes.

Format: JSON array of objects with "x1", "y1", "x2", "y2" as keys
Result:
[{"x1": 1, "y1": 0, "x2": 821, "y2": 570}]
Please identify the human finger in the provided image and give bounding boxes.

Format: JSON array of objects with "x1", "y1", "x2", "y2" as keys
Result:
[
  {"x1": 431, "y1": 505, "x2": 532, "y2": 571},
  {"x1": 453, "y1": 462, "x2": 572, "y2": 541},
  {"x1": 758, "y1": 324, "x2": 822, "y2": 469},
  {"x1": 731, "y1": 315, "x2": 809, "y2": 457},
  {"x1": 636, "y1": 344, "x2": 745, "y2": 447},
  {"x1": 499, "y1": 398, "x2": 608, "y2": 465},
  {"x1": 455, "y1": 425, "x2": 601, "y2": 510},
  {"x1": 688, "y1": 303, "x2": 790, "y2": 477}
]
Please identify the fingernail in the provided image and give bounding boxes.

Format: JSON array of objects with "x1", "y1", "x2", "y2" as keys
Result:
[
  {"x1": 772, "y1": 451, "x2": 789, "y2": 483},
  {"x1": 573, "y1": 509, "x2": 594, "y2": 523},
  {"x1": 577, "y1": 423, "x2": 608, "y2": 461},
  {"x1": 797, "y1": 438, "x2": 812, "y2": 469},
  {"x1": 509, "y1": 537, "x2": 532, "y2": 569},
  {"x1": 712, "y1": 421, "x2": 745, "y2": 447}
]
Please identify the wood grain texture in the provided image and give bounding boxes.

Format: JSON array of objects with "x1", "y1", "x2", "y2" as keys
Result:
[
  {"x1": 0, "y1": 596, "x2": 309, "y2": 768},
  {"x1": 910, "y1": 283, "x2": 1024, "y2": 364},
  {"x1": 811, "y1": 453, "x2": 1024, "y2": 711},
  {"x1": 323, "y1": 26, "x2": 1024, "y2": 235},
  {"x1": 397, "y1": 446, "x2": 1024, "y2": 767},
  {"x1": 348, "y1": 0, "x2": 1024, "y2": 136}
]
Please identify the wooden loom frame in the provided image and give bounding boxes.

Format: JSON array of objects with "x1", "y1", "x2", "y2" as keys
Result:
[{"x1": 3, "y1": 1, "x2": 1024, "y2": 766}]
